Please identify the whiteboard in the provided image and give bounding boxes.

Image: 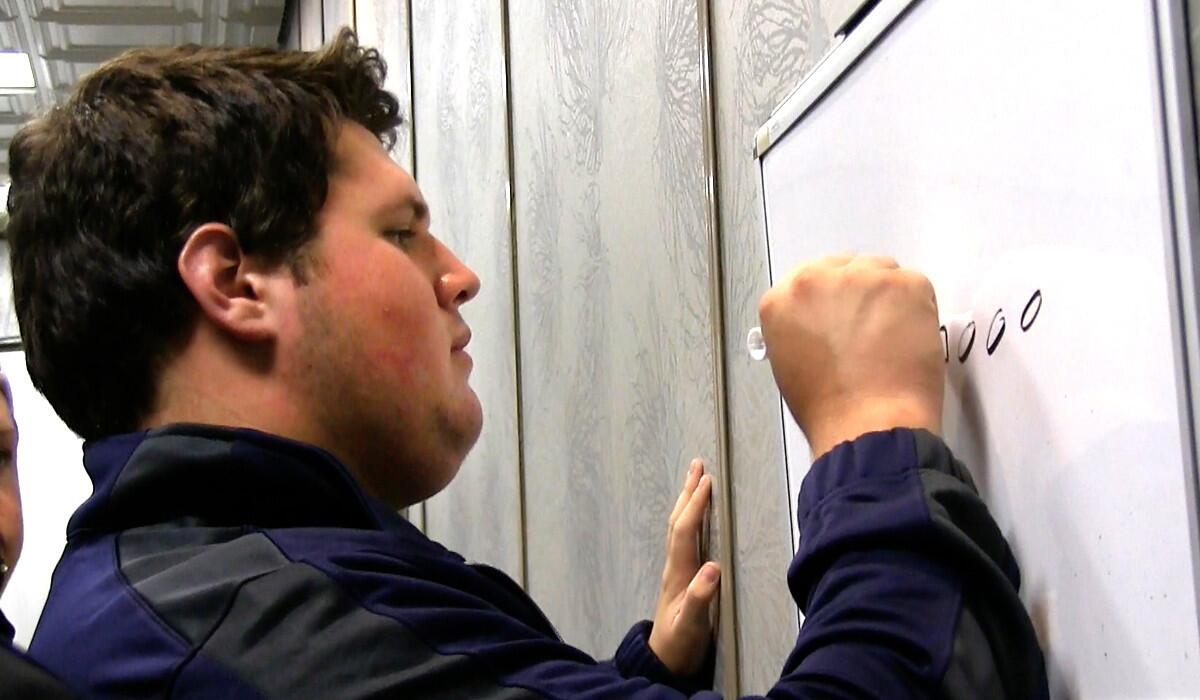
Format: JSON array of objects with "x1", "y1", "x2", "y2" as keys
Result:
[{"x1": 757, "y1": 0, "x2": 1200, "y2": 696}]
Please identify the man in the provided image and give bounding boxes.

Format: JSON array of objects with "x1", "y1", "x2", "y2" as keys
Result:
[
  {"x1": 5, "y1": 30, "x2": 1046, "y2": 698},
  {"x1": 0, "y1": 370, "x2": 74, "y2": 699}
]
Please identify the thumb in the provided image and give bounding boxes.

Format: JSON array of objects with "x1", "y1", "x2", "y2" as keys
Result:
[{"x1": 677, "y1": 562, "x2": 720, "y2": 633}]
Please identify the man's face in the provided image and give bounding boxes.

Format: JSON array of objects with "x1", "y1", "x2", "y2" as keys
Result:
[
  {"x1": 283, "y1": 123, "x2": 482, "y2": 508},
  {"x1": 0, "y1": 387, "x2": 20, "y2": 592}
]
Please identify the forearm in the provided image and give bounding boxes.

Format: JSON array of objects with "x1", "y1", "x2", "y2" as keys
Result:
[{"x1": 765, "y1": 429, "x2": 1047, "y2": 700}]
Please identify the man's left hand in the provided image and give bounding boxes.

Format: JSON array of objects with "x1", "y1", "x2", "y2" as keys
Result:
[{"x1": 648, "y1": 458, "x2": 720, "y2": 677}]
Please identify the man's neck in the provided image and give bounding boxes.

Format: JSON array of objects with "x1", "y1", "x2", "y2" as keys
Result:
[{"x1": 144, "y1": 326, "x2": 319, "y2": 449}]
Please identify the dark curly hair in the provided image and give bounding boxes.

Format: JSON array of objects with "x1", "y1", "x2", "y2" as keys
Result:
[{"x1": 5, "y1": 29, "x2": 402, "y2": 439}]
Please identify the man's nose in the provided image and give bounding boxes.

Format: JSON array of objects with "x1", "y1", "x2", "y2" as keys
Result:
[{"x1": 436, "y1": 246, "x2": 481, "y2": 308}]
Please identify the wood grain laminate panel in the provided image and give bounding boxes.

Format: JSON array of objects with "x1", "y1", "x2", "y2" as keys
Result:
[
  {"x1": 297, "y1": 0, "x2": 323, "y2": 49},
  {"x1": 508, "y1": 0, "x2": 721, "y2": 662},
  {"x1": 322, "y1": 0, "x2": 354, "y2": 38}
]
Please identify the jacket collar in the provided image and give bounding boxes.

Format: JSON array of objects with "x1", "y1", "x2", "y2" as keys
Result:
[{"x1": 68, "y1": 424, "x2": 407, "y2": 539}]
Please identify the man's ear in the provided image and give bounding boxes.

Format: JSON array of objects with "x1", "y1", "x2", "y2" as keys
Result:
[{"x1": 177, "y1": 223, "x2": 284, "y2": 343}]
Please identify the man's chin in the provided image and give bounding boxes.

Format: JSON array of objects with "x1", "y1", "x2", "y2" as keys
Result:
[
  {"x1": 439, "y1": 392, "x2": 484, "y2": 460},
  {"x1": 461, "y1": 388, "x2": 484, "y2": 444}
]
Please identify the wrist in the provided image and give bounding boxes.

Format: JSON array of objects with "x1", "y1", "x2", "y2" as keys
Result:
[{"x1": 804, "y1": 396, "x2": 941, "y2": 461}]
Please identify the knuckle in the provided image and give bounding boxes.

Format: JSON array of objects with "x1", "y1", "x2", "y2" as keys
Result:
[
  {"x1": 789, "y1": 266, "x2": 816, "y2": 291},
  {"x1": 757, "y1": 289, "x2": 777, "y2": 320},
  {"x1": 841, "y1": 266, "x2": 874, "y2": 290},
  {"x1": 903, "y1": 269, "x2": 932, "y2": 291},
  {"x1": 778, "y1": 270, "x2": 816, "y2": 306},
  {"x1": 899, "y1": 271, "x2": 937, "y2": 305}
]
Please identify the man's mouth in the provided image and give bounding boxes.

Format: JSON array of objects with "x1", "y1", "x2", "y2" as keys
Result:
[{"x1": 452, "y1": 329, "x2": 472, "y2": 352}]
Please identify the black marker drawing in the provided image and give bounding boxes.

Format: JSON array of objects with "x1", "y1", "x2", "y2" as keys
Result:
[
  {"x1": 1021, "y1": 289, "x2": 1042, "y2": 331},
  {"x1": 957, "y1": 321, "x2": 976, "y2": 363},
  {"x1": 945, "y1": 290, "x2": 1039, "y2": 365},
  {"x1": 986, "y1": 309, "x2": 1006, "y2": 355}
]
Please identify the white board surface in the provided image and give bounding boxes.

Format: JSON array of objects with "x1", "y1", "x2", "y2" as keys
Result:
[{"x1": 759, "y1": 0, "x2": 1200, "y2": 696}]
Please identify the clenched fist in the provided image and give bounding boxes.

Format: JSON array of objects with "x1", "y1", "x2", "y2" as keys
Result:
[{"x1": 758, "y1": 254, "x2": 944, "y2": 460}]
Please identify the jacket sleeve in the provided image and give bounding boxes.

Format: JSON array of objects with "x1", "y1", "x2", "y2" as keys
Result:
[
  {"x1": 767, "y1": 428, "x2": 1049, "y2": 699},
  {"x1": 606, "y1": 620, "x2": 715, "y2": 695}
]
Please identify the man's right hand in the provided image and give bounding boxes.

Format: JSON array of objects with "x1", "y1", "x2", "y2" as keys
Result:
[{"x1": 758, "y1": 254, "x2": 945, "y2": 460}]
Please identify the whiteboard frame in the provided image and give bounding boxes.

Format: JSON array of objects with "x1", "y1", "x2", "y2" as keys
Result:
[
  {"x1": 753, "y1": 0, "x2": 920, "y2": 159},
  {"x1": 755, "y1": 0, "x2": 1200, "y2": 639},
  {"x1": 1151, "y1": 0, "x2": 1200, "y2": 633}
]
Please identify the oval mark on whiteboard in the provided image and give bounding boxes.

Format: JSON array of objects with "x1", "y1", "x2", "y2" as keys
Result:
[
  {"x1": 1021, "y1": 290, "x2": 1043, "y2": 331},
  {"x1": 958, "y1": 321, "x2": 976, "y2": 363},
  {"x1": 986, "y1": 309, "x2": 1006, "y2": 355}
]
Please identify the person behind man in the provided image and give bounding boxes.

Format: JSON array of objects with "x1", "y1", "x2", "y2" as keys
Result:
[
  {"x1": 5, "y1": 30, "x2": 1047, "y2": 698},
  {"x1": 0, "y1": 370, "x2": 74, "y2": 699}
]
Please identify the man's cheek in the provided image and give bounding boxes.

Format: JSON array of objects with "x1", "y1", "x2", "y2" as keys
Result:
[{"x1": 371, "y1": 346, "x2": 439, "y2": 390}]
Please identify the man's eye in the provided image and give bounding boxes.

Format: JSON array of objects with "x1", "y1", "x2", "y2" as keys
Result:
[{"x1": 384, "y1": 229, "x2": 414, "y2": 244}]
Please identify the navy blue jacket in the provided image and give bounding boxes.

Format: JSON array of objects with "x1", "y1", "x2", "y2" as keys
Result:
[{"x1": 28, "y1": 424, "x2": 1046, "y2": 698}]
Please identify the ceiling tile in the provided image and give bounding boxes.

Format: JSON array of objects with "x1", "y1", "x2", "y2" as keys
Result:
[{"x1": 1, "y1": 0, "x2": 286, "y2": 180}]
